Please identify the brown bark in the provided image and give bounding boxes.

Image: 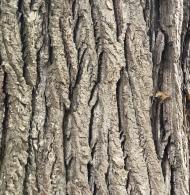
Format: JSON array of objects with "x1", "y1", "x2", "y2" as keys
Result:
[{"x1": 0, "y1": 0, "x2": 189, "y2": 194}]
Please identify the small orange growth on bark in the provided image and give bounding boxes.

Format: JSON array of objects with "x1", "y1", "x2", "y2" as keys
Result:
[{"x1": 155, "y1": 91, "x2": 171, "y2": 102}]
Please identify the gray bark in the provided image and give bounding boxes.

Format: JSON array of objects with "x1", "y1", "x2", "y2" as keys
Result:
[{"x1": 0, "y1": 0, "x2": 189, "y2": 194}]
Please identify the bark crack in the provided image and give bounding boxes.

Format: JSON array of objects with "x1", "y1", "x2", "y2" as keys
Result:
[
  {"x1": 116, "y1": 70, "x2": 126, "y2": 155},
  {"x1": 17, "y1": 0, "x2": 29, "y2": 85},
  {"x1": 62, "y1": 109, "x2": 71, "y2": 186},
  {"x1": 89, "y1": 0, "x2": 97, "y2": 41},
  {"x1": 0, "y1": 72, "x2": 8, "y2": 170},
  {"x1": 22, "y1": 88, "x2": 36, "y2": 194},
  {"x1": 105, "y1": 130, "x2": 111, "y2": 194},
  {"x1": 170, "y1": 166, "x2": 175, "y2": 195},
  {"x1": 112, "y1": 0, "x2": 122, "y2": 40},
  {"x1": 88, "y1": 98, "x2": 99, "y2": 147},
  {"x1": 88, "y1": 51, "x2": 104, "y2": 105},
  {"x1": 50, "y1": 156, "x2": 57, "y2": 184}
]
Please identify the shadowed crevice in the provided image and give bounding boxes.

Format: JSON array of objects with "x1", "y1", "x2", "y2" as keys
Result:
[
  {"x1": 23, "y1": 88, "x2": 36, "y2": 195},
  {"x1": 112, "y1": 0, "x2": 123, "y2": 40},
  {"x1": 71, "y1": 0, "x2": 77, "y2": 19},
  {"x1": 17, "y1": 0, "x2": 33, "y2": 86},
  {"x1": 161, "y1": 136, "x2": 171, "y2": 180},
  {"x1": 88, "y1": 51, "x2": 104, "y2": 105},
  {"x1": 88, "y1": 98, "x2": 99, "y2": 146},
  {"x1": 116, "y1": 69, "x2": 126, "y2": 155},
  {"x1": 50, "y1": 156, "x2": 57, "y2": 184},
  {"x1": 93, "y1": 183, "x2": 97, "y2": 195},
  {"x1": 0, "y1": 72, "x2": 9, "y2": 168},
  {"x1": 73, "y1": 15, "x2": 84, "y2": 44},
  {"x1": 170, "y1": 166, "x2": 176, "y2": 195},
  {"x1": 62, "y1": 109, "x2": 71, "y2": 185},
  {"x1": 89, "y1": 0, "x2": 97, "y2": 42},
  {"x1": 105, "y1": 130, "x2": 111, "y2": 194}
]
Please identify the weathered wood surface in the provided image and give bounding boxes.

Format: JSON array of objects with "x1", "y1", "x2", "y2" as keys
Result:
[{"x1": 0, "y1": 0, "x2": 189, "y2": 194}]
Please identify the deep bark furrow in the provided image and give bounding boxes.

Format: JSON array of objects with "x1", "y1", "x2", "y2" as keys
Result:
[
  {"x1": 112, "y1": 0, "x2": 122, "y2": 39},
  {"x1": 116, "y1": 72, "x2": 125, "y2": 155},
  {"x1": 88, "y1": 99, "x2": 98, "y2": 147},
  {"x1": 23, "y1": 88, "x2": 36, "y2": 194},
  {"x1": 0, "y1": 72, "x2": 8, "y2": 166},
  {"x1": 17, "y1": 0, "x2": 27, "y2": 83},
  {"x1": 0, "y1": 0, "x2": 190, "y2": 194}
]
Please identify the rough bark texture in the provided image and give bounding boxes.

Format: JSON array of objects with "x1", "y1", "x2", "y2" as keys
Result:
[{"x1": 0, "y1": 0, "x2": 189, "y2": 194}]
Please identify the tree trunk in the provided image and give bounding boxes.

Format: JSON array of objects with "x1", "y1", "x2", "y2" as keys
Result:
[{"x1": 0, "y1": 0, "x2": 189, "y2": 194}]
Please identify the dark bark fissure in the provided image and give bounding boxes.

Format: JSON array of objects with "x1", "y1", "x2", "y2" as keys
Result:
[
  {"x1": 89, "y1": 0, "x2": 97, "y2": 42},
  {"x1": 142, "y1": 0, "x2": 151, "y2": 28},
  {"x1": 160, "y1": 104, "x2": 170, "y2": 144},
  {"x1": 50, "y1": 156, "x2": 57, "y2": 184},
  {"x1": 123, "y1": 155, "x2": 128, "y2": 171},
  {"x1": 71, "y1": 0, "x2": 77, "y2": 19},
  {"x1": 170, "y1": 166, "x2": 176, "y2": 195},
  {"x1": 89, "y1": 141, "x2": 97, "y2": 194},
  {"x1": 105, "y1": 130, "x2": 111, "y2": 193},
  {"x1": 93, "y1": 183, "x2": 97, "y2": 195},
  {"x1": 89, "y1": 140, "x2": 97, "y2": 194},
  {"x1": 87, "y1": 161, "x2": 92, "y2": 183},
  {"x1": 97, "y1": 51, "x2": 105, "y2": 83},
  {"x1": 0, "y1": 72, "x2": 9, "y2": 168},
  {"x1": 62, "y1": 109, "x2": 71, "y2": 186},
  {"x1": 23, "y1": 88, "x2": 36, "y2": 195},
  {"x1": 148, "y1": 0, "x2": 161, "y2": 52},
  {"x1": 73, "y1": 47, "x2": 87, "y2": 90},
  {"x1": 181, "y1": 0, "x2": 190, "y2": 51},
  {"x1": 47, "y1": 4, "x2": 53, "y2": 67},
  {"x1": 150, "y1": 99, "x2": 160, "y2": 158},
  {"x1": 88, "y1": 98, "x2": 98, "y2": 147},
  {"x1": 73, "y1": 15, "x2": 84, "y2": 44},
  {"x1": 152, "y1": 0, "x2": 161, "y2": 30},
  {"x1": 29, "y1": 0, "x2": 35, "y2": 11},
  {"x1": 147, "y1": 167, "x2": 152, "y2": 195},
  {"x1": 116, "y1": 70, "x2": 126, "y2": 155},
  {"x1": 181, "y1": 29, "x2": 190, "y2": 88},
  {"x1": 43, "y1": 94, "x2": 50, "y2": 134},
  {"x1": 125, "y1": 170, "x2": 131, "y2": 191},
  {"x1": 88, "y1": 51, "x2": 104, "y2": 106},
  {"x1": 88, "y1": 82, "x2": 98, "y2": 106},
  {"x1": 88, "y1": 97, "x2": 98, "y2": 192},
  {"x1": 161, "y1": 135, "x2": 171, "y2": 180},
  {"x1": 105, "y1": 166, "x2": 109, "y2": 192},
  {"x1": 48, "y1": 37, "x2": 53, "y2": 66},
  {"x1": 124, "y1": 33, "x2": 129, "y2": 71},
  {"x1": 112, "y1": 0, "x2": 122, "y2": 40},
  {"x1": 35, "y1": 138, "x2": 41, "y2": 193},
  {"x1": 17, "y1": 0, "x2": 30, "y2": 86}
]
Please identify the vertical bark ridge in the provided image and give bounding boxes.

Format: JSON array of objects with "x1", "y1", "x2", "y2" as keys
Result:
[
  {"x1": 0, "y1": 1, "x2": 32, "y2": 194},
  {"x1": 0, "y1": 0, "x2": 190, "y2": 194}
]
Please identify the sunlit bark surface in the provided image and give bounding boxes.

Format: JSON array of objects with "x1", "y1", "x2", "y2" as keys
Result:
[{"x1": 0, "y1": 0, "x2": 189, "y2": 194}]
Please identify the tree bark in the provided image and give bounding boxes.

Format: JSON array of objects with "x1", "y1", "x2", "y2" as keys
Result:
[{"x1": 0, "y1": 0, "x2": 189, "y2": 194}]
